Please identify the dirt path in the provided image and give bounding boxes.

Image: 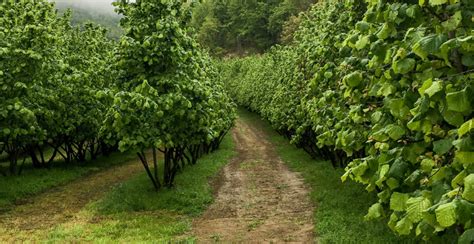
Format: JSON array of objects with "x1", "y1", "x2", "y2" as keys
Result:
[
  {"x1": 0, "y1": 156, "x2": 145, "y2": 241},
  {"x1": 192, "y1": 118, "x2": 314, "y2": 242}
]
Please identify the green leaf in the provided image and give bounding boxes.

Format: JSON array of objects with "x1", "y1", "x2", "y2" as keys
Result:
[
  {"x1": 406, "y1": 196, "x2": 431, "y2": 222},
  {"x1": 462, "y1": 55, "x2": 474, "y2": 67},
  {"x1": 442, "y1": 110, "x2": 464, "y2": 127},
  {"x1": 418, "y1": 79, "x2": 433, "y2": 95},
  {"x1": 452, "y1": 170, "x2": 467, "y2": 189},
  {"x1": 429, "y1": 0, "x2": 448, "y2": 5},
  {"x1": 442, "y1": 11, "x2": 462, "y2": 31},
  {"x1": 355, "y1": 21, "x2": 370, "y2": 33},
  {"x1": 439, "y1": 39, "x2": 459, "y2": 65},
  {"x1": 455, "y1": 151, "x2": 474, "y2": 166},
  {"x1": 390, "y1": 192, "x2": 409, "y2": 211},
  {"x1": 395, "y1": 216, "x2": 413, "y2": 235},
  {"x1": 406, "y1": 5, "x2": 419, "y2": 18},
  {"x1": 344, "y1": 71, "x2": 363, "y2": 87},
  {"x1": 388, "y1": 212, "x2": 399, "y2": 231},
  {"x1": 376, "y1": 164, "x2": 390, "y2": 187},
  {"x1": 423, "y1": 81, "x2": 443, "y2": 97},
  {"x1": 386, "y1": 124, "x2": 405, "y2": 140},
  {"x1": 453, "y1": 137, "x2": 474, "y2": 151},
  {"x1": 387, "y1": 98, "x2": 410, "y2": 120},
  {"x1": 393, "y1": 58, "x2": 416, "y2": 74},
  {"x1": 372, "y1": 129, "x2": 389, "y2": 142},
  {"x1": 355, "y1": 35, "x2": 370, "y2": 50},
  {"x1": 446, "y1": 89, "x2": 472, "y2": 113},
  {"x1": 433, "y1": 138, "x2": 453, "y2": 155},
  {"x1": 459, "y1": 228, "x2": 474, "y2": 244},
  {"x1": 404, "y1": 170, "x2": 422, "y2": 187},
  {"x1": 365, "y1": 202, "x2": 384, "y2": 220},
  {"x1": 352, "y1": 161, "x2": 369, "y2": 177},
  {"x1": 377, "y1": 23, "x2": 392, "y2": 40},
  {"x1": 371, "y1": 111, "x2": 383, "y2": 123},
  {"x1": 378, "y1": 83, "x2": 396, "y2": 97},
  {"x1": 463, "y1": 174, "x2": 474, "y2": 202},
  {"x1": 341, "y1": 170, "x2": 350, "y2": 182},
  {"x1": 459, "y1": 119, "x2": 474, "y2": 137},
  {"x1": 388, "y1": 159, "x2": 409, "y2": 179},
  {"x1": 387, "y1": 177, "x2": 400, "y2": 190},
  {"x1": 458, "y1": 199, "x2": 474, "y2": 225},
  {"x1": 421, "y1": 159, "x2": 435, "y2": 173},
  {"x1": 412, "y1": 34, "x2": 447, "y2": 60},
  {"x1": 435, "y1": 201, "x2": 458, "y2": 227},
  {"x1": 432, "y1": 167, "x2": 449, "y2": 183}
]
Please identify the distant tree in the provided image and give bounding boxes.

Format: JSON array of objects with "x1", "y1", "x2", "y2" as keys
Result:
[
  {"x1": 279, "y1": 15, "x2": 301, "y2": 44},
  {"x1": 197, "y1": 16, "x2": 220, "y2": 50},
  {"x1": 55, "y1": 2, "x2": 123, "y2": 40},
  {"x1": 191, "y1": 0, "x2": 314, "y2": 55}
]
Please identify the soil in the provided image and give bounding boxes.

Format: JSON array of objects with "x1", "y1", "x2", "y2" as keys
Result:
[
  {"x1": 192, "y1": 118, "x2": 314, "y2": 242},
  {"x1": 0, "y1": 155, "x2": 145, "y2": 242}
]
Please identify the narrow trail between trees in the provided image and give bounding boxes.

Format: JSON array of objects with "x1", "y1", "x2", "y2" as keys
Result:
[
  {"x1": 0, "y1": 156, "x2": 145, "y2": 241},
  {"x1": 192, "y1": 118, "x2": 314, "y2": 242},
  {"x1": 0, "y1": 118, "x2": 315, "y2": 242}
]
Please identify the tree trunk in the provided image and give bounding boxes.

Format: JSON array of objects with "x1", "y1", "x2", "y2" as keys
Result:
[{"x1": 137, "y1": 151, "x2": 160, "y2": 191}]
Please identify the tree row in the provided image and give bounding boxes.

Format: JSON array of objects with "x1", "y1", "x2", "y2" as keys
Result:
[
  {"x1": 222, "y1": 0, "x2": 473, "y2": 241},
  {"x1": 0, "y1": 0, "x2": 236, "y2": 190}
]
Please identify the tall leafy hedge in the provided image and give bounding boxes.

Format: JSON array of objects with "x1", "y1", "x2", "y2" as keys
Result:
[
  {"x1": 102, "y1": 0, "x2": 236, "y2": 189},
  {"x1": 222, "y1": 0, "x2": 473, "y2": 240},
  {"x1": 0, "y1": 0, "x2": 116, "y2": 175},
  {"x1": 1, "y1": 0, "x2": 236, "y2": 190}
]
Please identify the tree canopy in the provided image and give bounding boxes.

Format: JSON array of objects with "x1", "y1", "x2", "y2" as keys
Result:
[{"x1": 190, "y1": 0, "x2": 314, "y2": 56}]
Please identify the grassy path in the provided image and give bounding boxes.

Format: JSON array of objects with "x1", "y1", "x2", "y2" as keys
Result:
[
  {"x1": 0, "y1": 134, "x2": 236, "y2": 242},
  {"x1": 0, "y1": 155, "x2": 146, "y2": 241},
  {"x1": 238, "y1": 109, "x2": 418, "y2": 243},
  {"x1": 192, "y1": 118, "x2": 314, "y2": 242}
]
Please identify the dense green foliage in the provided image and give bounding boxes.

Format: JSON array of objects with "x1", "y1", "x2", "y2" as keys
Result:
[
  {"x1": 190, "y1": 0, "x2": 314, "y2": 55},
  {"x1": 1, "y1": 0, "x2": 235, "y2": 192},
  {"x1": 0, "y1": 0, "x2": 117, "y2": 175},
  {"x1": 102, "y1": 0, "x2": 236, "y2": 189},
  {"x1": 222, "y1": 0, "x2": 473, "y2": 241}
]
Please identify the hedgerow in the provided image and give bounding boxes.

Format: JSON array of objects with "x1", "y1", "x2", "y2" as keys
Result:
[
  {"x1": 1, "y1": 0, "x2": 236, "y2": 191},
  {"x1": 0, "y1": 0, "x2": 116, "y2": 174},
  {"x1": 222, "y1": 0, "x2": 473, "y2": 240},
  {"x1": 101, "y1": 0, "x2": 236, "y2": 189}
]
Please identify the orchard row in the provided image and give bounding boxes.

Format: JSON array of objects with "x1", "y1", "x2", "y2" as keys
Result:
[
  {"x1": 0, "y1": 0, "x2": 236, "y2": 189},
  {"x1": 222, "y1": 0, "x2": 473, "y2": 241}
]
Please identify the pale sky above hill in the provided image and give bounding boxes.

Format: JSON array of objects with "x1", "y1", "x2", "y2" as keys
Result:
[{"x1": 52, "y1": 0, "x2": 117, "y2": 14}]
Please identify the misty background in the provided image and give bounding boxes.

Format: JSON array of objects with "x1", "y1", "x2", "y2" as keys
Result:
[
  {"x1": 53, "y1": 0, "x2": 117, "y2": 15},
  {"x1": 51, "y1": 0, "x2": 122, "y2": 39}
]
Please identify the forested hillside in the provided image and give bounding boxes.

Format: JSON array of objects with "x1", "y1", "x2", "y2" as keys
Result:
[
  {"x1": 222, "y1": 0, "x2": 473, "y2": 241},
  {"x1": 190, "y1": 0, "x2": 315, "y2": 55}
]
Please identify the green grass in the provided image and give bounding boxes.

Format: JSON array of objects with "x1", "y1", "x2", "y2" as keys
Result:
[
  {"x1": 46, "y1": 211, "x2": 190, "y2": 243},
  {"x1": 45, "y1": 134, "x2": 236, "y2": 242},
  {"x1": 237, "y1": 108, "x2": 417, "y2": 243},
  {"x1": 0, "y1": 152, "x2": 136, "y2": 210}
]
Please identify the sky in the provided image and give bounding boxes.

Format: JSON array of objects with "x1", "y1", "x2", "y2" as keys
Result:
[{"x1": 53, "y1": 0, "x2": 117, "y2": 15}]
